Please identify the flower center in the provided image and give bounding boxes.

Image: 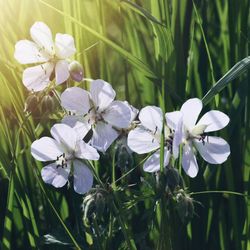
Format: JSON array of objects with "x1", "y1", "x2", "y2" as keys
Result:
[
  {"x1": 37, "y1": 45, "x2": 56, "y2": 61},
  {"x1": 84, "y1": 106, "x2": 103, "y2": 126},
  {"x1": 56, "y1": 153, "x2": 68, "y2": 168},
  {"x1": 186, "y1": 128, "x2": 209, "y2": 145},
  {"x1": 164, "y1": 134, "x2": 174, "y2": 152}
]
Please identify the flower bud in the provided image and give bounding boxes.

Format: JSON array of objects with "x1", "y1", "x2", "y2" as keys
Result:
[
  {"x1": 81, "y1": 186, "x2": 109, "y2": 223},
  {"x1": 41, "y1": 92, "x2": 57, "y2": 114},
  {"x1": 115, "y1": 138, "x2": 134, "y2": 172},
  {"x1": 95, "y1": 192, "x2": 106, "y2": 216},
  {"x1": 176, "y1": 190, "x2": 194, "y2": 224},
  {"x1": 82, "y1": 194, "x2": 95, "y2": 224},
  {"x1": 69, "y1": 60, "x2": 84, "y2": 82},
  {"x1": 24, "y1": 94, "x2": 39, "y2": 113},
  {"x1": 165, "y1": 167, "x2": 183, "y2": 192}
]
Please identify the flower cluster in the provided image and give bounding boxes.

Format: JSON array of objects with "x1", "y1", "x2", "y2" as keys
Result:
[
  {"x1": 15, "y1": 22, "x2": 231, "y2": 194},
  {"x1": 128, "y1": 99, "x2": 230, "y2": 177}
]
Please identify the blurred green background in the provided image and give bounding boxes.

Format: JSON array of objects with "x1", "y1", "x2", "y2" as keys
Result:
[{"x1": 0, "y1": 0, "x2": 249, "y2": 249}]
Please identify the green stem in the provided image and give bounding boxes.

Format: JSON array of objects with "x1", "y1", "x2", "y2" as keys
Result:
[
  {"x1": 112, "y1": 147, "x2": 116, "y2": 189},
  {"x1": 111, "y1": 193, "x2": 137, "y2": 250},
  {"x1": 93, "y1": 215, "x2": 102, "y2": 250},
  {"x1": 190, "y1": 190, "x2": 249, "y2": 198},
  {"x1": 106, "y1": 213, "x2": 114, "y2": 249},
  {"x1": 156, "y1": 198, "x2": 172, "y2": 250}
]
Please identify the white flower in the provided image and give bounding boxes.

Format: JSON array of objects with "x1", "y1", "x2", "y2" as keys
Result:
[
  {"x1": 114, "y1": 101, "x2": 139, "y2": 154},
  {"x1": 14, "y1": 22, "x2": 76, "y2": 92},
  {"x1": 167, "y1": 98, "x2": 230, "y2": 178},
  {"x1": 127, "y1": 106, "x2": 182, "y2": 173},
  {"x1": 31, "y1": 123, "x2": 99, "y2": 194},
  {"x1": 60, "y1": 79, "x2": 132, "y2": 152}
]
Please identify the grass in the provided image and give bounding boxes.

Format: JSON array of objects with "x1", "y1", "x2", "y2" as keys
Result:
[{"x1": 0, "y1": 0, "x2": 249, "y2": 249}]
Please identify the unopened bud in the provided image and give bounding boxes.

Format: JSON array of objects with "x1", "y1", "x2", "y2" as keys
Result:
[
  {"x1": 69, "y1": 60, "x2": 84, "y2": 82},
  {"x1": 115, "y1": 138, "x2": 134, "y2": 171},
  {"x1": 176, "y1": 190, "x2": 194, "y2": 224},
  {"x1": 41, "y1": 92, "x2": 56, "y2": 113},
  {"x1": 81, "y1": 186, "x2": 109, "y2": 222},
  {"x1": 95, "y1": 192, "x2": 106, "y2": 215},
  {"x1": 166, "y1": 167, "x2": 183, "y2": 192},
  {"x1": 24, "y1": 94, "x2": 39, "y2": 113}
]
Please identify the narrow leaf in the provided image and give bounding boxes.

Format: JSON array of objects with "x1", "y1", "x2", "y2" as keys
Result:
[
  {"x1": 38, "y1": 0, "x2": 157, "y2": 78},
  {"x1": 202, "y1": 56, "x2": 250, "y2": 105}
]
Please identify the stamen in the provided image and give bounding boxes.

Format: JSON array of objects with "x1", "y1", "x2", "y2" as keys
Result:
[
  {"x1": 164, "y1": 133, "x2": 174, "y2": 154},
  {"x1": 40, "y1": 64, "x2": 46, "y2": 75},
  {"x1": 56, "y1": 153, "x2": 68, "y2": 168},
  {"x1": 153, "y1": 126, "x2": 158, "y2": 135},
  {"x1": 88, "y1": 107, "x2": 94, "y2": 113},
  {"x1": 199, "y1": 134, "x2": 208, "y2": 146}
]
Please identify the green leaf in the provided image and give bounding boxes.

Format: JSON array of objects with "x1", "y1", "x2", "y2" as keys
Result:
[
  {"x1": 120, "y1": 0, "x2": 165, "y2": 26},
  {"x1": 2, "y1": 173, "x2": 14, "y2": 250},
  {"x1": 202, "y1": 56, "x2": 250, "y2": 105}
]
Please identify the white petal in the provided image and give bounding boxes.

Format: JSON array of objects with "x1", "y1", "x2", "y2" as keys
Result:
[
  {"x1": 91, "y1": 122, "x2": 119, "y2": 152},
  {"x1": 41, "y1": 163, "x2": 70, "y2": 188},
  {"x1": 127, "y1": 126, "x2": 160, "y2": 154},
  {"x1": 165, "y1": 111, "x2": 183, "y2": 130},
  {"x1": 173, "y1": 120, "x2": 183, "y2": 159},
  {"x1": 55, "y1": 33, "x2": 76, "y2": 59},
  {"x1": 90, "y1": 79, "x2": 115, "y2": 111},
  {"x1": 14, "y1": 40, "x2": 48, "y2": 64},
  {"x1": 194, "y1": 136, "x2": 230, "y2": 164},
  {"x1": 75, "y1": 141, "x2": 100, "y2": 160},
  {"x1": 73, "y1": 121, "x2": 92, "y2": 141},
  {"x1": 61, "y1": 87, "x2": 90, "y2": 114},
  {"x1": 123, "y1": 101, "x2": 139, "y2": 122},
  {"x1": 182, "y1": 143, "x2": 199, "y2": 177},
  {"x1": 102, "y1": 101, "x2": 131, "y2": 128},
  {"x1": 143, "y1": 148, "x2": 170, "y2": 173},
  {"x1": 196, "y1": 110, "x2": 230, "y2": 132},
  {"x1": 31, "y1": 137, "x2": 63, "y2": 161},
  {"x1": 62, "y1": 115, "x2": 81, "y2": 127},
  {"x1": 22, "y1": 62, "x2": 54, "y2": 91},
  {"x1": 30, "y1": 22, "x2": 54, "y2": 55},
  {"x1": 62, "y1": 117, "x2": 91, "y2": 141},
  {"x1": 139, "y1": 106, "x2": 163, "y2": 134},
  {"x1": 73, "y1": 160, "x2": 93, "y2": 194},
  {"x1": 55, "y1": 60, "x2": 70, "y2": 84},
  {"x1": 165, "y1": 111, "x2": 183, "y2": 159},
  {"x1": 180, "y1": 98, "x2": 202, "y2": 129},
  {"x1": 50, "y1": 124, "x2": 77, "y2": 153}
]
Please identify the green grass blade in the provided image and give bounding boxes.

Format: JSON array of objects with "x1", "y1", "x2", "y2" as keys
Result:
[
  {"x1": 202, "y1": 56, "x2": 250, "y2": 105},
  {"x1": 38, "y1": 0, "x2": 157, "y2": 79},
  {"x1": 36, "y1": 175, "x2": 82, "y2": 249},
  {"x1": 2, "y1": 173, "x2": 14, "y2": 250},
  {"x1": 120, "y1": 0, "x2": 165, "y2": 26}
]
